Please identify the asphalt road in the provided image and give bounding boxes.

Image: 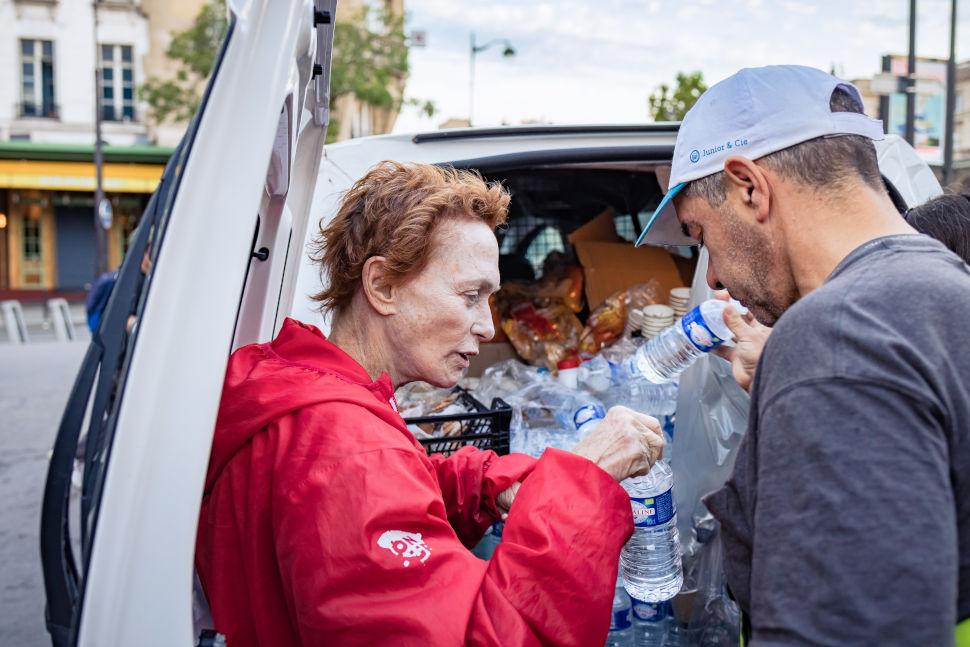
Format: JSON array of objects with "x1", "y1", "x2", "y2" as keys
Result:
[{"x1": 1, "y1": 341, "x2": 88, "y2": 646}]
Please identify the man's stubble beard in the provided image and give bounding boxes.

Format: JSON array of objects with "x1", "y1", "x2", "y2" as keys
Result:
[{"x1": 722, "y1": 204, "x2": 796, "y2": 327}]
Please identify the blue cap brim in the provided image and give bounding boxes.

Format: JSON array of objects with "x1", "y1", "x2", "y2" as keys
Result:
[{"x1": 635, "y1": 182, "x2": 697, "y2": 247}]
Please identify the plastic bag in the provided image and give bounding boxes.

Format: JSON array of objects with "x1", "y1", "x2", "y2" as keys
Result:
[
  {"x1": 474, "y1": 359, "x2": 547, "y2": 405},
  {"x1": 501, "y1": 301, "x2": 583, "y2": 371},
  {"x1": 666, "y1": 249, "x2": 748, "y2": 645},
  {"x1": 578, "y1": 280, "x2": 659, "y2": 354},
  {"x1": 497, "y1": 256, "x2": 585, "y2": 314}
]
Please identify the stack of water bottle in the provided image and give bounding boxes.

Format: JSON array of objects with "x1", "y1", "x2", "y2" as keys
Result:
[
  {"x1": 476, "y1": 298, "x2": 747, "y2": 645},
  {"x1": 608, "y1": 574, "x2": 678, "y2": 647},
  {"x1": 607, "y1": 298, "x2": 746, "y2": 646}
]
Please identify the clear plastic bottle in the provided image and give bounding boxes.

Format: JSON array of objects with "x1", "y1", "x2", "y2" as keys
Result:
[
  {"x1": 605, "y1": 378, "x2": 679, "y2": 417},
  {"x1": 620, "y1": 460, "x2": 683, "y2": 602},
  {"x1": 557, "y1": 357, "x2": 581, "y2": 390},
  {"x1": 606, "y1": 575, "x2": 634, "y2": 647},
  {"x1": 663, "y1": 622, "x2": 694, "y2": 647},
  {"x1": 578, "y1": 355, "x2": 614, "y2": 394},
  {"x1": 630, "y1": 599, "x2": 672, "y2": 647},
  {"x1": 579, "y1": 353, "x2": 678, "y2": 417},
  {"x1": 508, "y1": 382, "x2": 605, "y2": 457},
  {"x1": 630, "y1": 299, "x2": 747, "y2": 384}
]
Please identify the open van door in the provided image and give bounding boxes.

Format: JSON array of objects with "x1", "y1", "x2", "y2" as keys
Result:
[{"x1": 39, "y1": 1, "x2": 335, "y2": 644}]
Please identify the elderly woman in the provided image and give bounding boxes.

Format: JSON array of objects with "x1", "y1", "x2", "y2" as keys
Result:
[{"x1": 195, "y1": 162, "x2": 665, "y2": 647}]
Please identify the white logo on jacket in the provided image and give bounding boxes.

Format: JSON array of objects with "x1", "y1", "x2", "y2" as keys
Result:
[{"x1": 377, "y1": 530, "x2": 431, "y2": 567}]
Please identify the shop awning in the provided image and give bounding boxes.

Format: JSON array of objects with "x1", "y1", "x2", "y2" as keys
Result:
[
  {"x1": 0, "y1": 142, "x2": 173, "y2": 194},
  {"x1": 0, "y1": 159, "x2": 164, "y2": 193}
]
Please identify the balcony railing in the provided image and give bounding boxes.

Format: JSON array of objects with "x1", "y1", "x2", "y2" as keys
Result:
[
  {"x1": 101, "y1": 106, "x2": 138, "y2": 123},
  {"x1": 17, "y1": 102, "x2": 60, "y2": 120}
]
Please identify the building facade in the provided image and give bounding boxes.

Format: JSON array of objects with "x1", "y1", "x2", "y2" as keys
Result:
[
  {"x1": 140, "y1": 0, "x2": 207, "y2": 146},
  {"x1": 855, "y1": 57, "x2": 970, "y2": 191},
  {"x1": 0, "y1": 0, "x2": 166, "y2": 299},
  {"x1": 0, "y1": 0, "x2": 404, "y2": 300}
]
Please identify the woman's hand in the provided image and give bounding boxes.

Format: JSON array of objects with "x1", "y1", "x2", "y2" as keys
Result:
[
  {"x1": 572, "y1": 406, "x2": 665, "y2": 482},
  {"x1": 496, "y1": 482, "x2": 520, "y2": 520},
  {"x1": 711, "y1": 290, "x2": 772, "y2": 392}
]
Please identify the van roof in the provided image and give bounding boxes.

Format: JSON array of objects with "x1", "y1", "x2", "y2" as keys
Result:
[{"x1": 323, "y1": 123, "x2": 681, "y2": 180}]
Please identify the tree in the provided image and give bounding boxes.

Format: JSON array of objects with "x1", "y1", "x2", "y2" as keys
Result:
[
  {"x1": 140, "y1": 2, "x2": 433, "y2": 142},
  {"x1": 139, "y1": 1, "x2": 228, "y2": 126},
  {"x1": 327, "y1": 5, "x2": 435, "y2": 142},
  {"x1": 648, "y1": 71, "x2": 707, "y2": 122}
]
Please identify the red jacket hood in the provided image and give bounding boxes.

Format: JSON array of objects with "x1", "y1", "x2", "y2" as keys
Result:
[{"x1": 205, "y1": 317, "x2": 399, "y2": 493}]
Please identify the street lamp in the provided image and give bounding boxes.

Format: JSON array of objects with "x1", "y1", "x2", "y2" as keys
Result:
[
  {"x1": 469, "y1": 32, "x2": 516, "y2": 126},
  {"x1": 92, "y1": 1, "x2": 109, "y2": 277}
]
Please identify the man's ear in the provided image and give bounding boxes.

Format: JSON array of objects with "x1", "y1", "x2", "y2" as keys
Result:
[
  {"x1": 360, "y1": 256, "x2": 398, "y2": 316},
  {"x1": 723, "y1": 156, "x2": 771, "y2": 224}
]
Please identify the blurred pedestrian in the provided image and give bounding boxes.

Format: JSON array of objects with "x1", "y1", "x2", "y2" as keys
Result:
[{"x1": 905, "y1": 192, "x2": 970, "y2": 264}]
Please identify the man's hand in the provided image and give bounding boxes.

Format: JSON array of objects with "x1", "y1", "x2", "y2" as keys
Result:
[
  {"x1": 572, "y1": 406, "x2": 665, "y2": 482},
  {"x1": 712, "y1": 291, "x2": 771, "y2": 392}
]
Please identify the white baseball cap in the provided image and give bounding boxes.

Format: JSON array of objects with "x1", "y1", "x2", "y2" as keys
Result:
[{"x1": 636, "y1": 65, "x2": 885, "y2": 247}]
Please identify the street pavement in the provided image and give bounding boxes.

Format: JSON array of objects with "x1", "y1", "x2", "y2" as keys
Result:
[{"x1": 1, "y1": 341, "x2": 88, "y2": 645}]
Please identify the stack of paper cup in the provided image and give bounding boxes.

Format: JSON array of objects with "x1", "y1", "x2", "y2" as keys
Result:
[
  {"x1": 669, "y1": 287, "x2": 692, "y2": 319},
  {"x1": 640, "y1": 304, "x2": 676, "y2": 340},
  {"x1": 626, "y1": 307, "x2": 645, "y2": 337}
]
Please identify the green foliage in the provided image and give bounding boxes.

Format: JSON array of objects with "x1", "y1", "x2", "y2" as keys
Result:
[
  {"x1": 141, "y1": 1, "x2": 434, "y2": 140},
  {"x1": 326, "y1": 6, "x2": 435, "y2": 142},
  {"x1": 648, "y1": 71, "x2": 707, "y2": 122},
  {"x1": 139, "y1": 1, "x2": 228, "y2": 125}
]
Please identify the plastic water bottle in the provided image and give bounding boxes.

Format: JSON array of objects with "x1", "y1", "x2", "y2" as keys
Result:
[
  {"x1": 620, "y1": 460, "x2": 683, "y2": 602},
  {"x1": 579, "y1": 353, "x2": 678, "y2": 417},
  {"x1": 606, "y1": 575, "x2": 633, "y2": 647},
  {"x1": 629, "y1": 299, "x2": 747, "y2": 384},
  {"x1": 663, "y1": 622, "x2": 693, "y2": 647},
  {"x1": 509, "y1": 382, "x2": 605, "y2": 456},
  {"x1": 578, "y1": 355, "x2": 614, "y2": 393},
  {"x1": 606, "y1": 379, "x2": 679, "y2": 417},
  {"x1": 631, "y1": 599, "x2": 671, "y2": 647}
]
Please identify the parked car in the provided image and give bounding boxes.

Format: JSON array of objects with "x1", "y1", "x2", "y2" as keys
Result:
[{"x1": 39, "y1": 0, "x2": 942, "y2": 644}]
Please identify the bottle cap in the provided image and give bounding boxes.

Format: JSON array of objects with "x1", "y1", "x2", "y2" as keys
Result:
[
  {"x1": 727, "y1": 298, "x2": 749, "y2": 316},
  {"x1": 557, "y1": 357, "x2": 580, "y2": 370}
]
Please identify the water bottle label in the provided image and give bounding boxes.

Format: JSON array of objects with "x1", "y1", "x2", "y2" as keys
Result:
[
  {"x1": 630, "y1": 487, "x2": 675, "y2": 527},
  {"x1": 573, "y1": 403, "x2": 606, "y2": 430},
  {"x1": 681, "y1": 305, "x2": 724, "y2": 352},
  {"x1": 631, "y1": 599, "x2": 670, "y2": 623},
  {"x1": 610, "y1": 607, "x2": 632, "y2": 631}
]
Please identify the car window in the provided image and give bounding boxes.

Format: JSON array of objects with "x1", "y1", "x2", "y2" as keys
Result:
[{"x1": 524, "y1": 225, "x2": 566, "y2": 275}]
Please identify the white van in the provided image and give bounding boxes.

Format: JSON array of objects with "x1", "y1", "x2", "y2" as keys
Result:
[{"x1": 38, "y1": 1, "x2": 942, "y2": 645}]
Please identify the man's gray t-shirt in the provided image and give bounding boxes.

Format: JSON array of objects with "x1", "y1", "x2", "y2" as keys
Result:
[{"x1": 705, "y1": 235, "x2": 970, "y2": 646}]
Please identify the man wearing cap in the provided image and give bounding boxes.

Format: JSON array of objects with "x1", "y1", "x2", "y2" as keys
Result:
[{"x1": 637, "y1": 65, "x2": 970, "y2": 645}]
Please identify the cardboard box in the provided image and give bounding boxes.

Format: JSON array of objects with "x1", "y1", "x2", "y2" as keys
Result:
[{"x1": 568, "y1": 208, "x2": 685, "y2": 310}]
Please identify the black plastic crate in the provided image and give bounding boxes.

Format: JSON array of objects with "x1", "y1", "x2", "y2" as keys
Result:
[{"x1": 403, "y1": 387, "x2": 512, "y2": 457}]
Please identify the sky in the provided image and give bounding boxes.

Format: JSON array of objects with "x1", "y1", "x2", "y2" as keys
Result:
[{"x1": 391, "y1": 0, "x2": 970, "y2": 133}]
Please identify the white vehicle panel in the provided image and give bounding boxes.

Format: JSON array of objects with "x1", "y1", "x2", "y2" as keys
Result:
[{"x1": 77, "y1": 2, "x2": 326, "y2": 644}]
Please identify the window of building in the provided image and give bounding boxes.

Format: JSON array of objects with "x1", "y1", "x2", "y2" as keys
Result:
[
  {"x1": 23, "y1": 211, "x2": 42, "y2": 260},
  {"x1": 19, "y1": 39, "x2": 57, "y2": 118},
  {"x1": 99, "y1": 44, "x2": 135, "y2": 122}
]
